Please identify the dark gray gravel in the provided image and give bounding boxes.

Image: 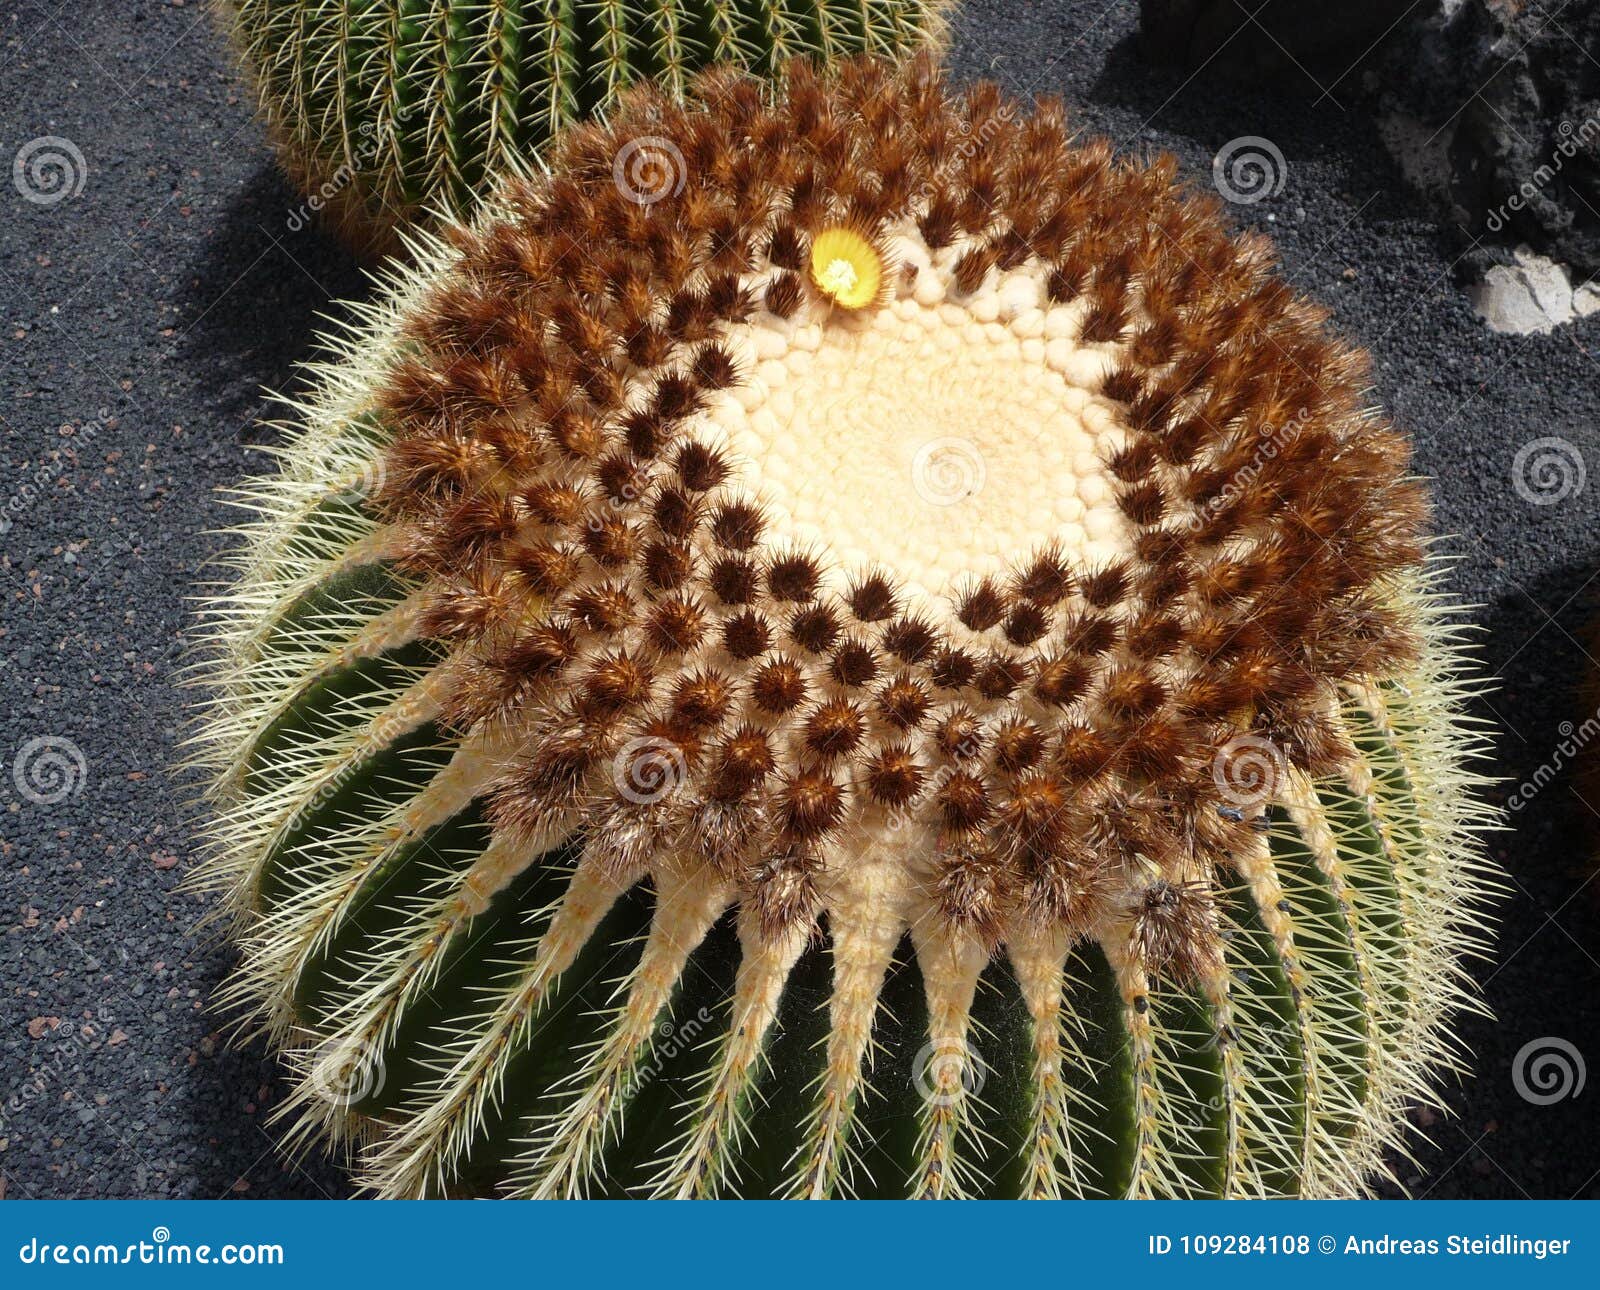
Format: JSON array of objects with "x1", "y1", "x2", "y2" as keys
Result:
[{"x1": 2, "y1": 0, "x2": 1597, "y2": 1200}]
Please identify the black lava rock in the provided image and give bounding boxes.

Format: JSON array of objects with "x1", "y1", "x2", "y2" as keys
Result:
[
  {"x1": 1143, "y1": 0, "x2": 1600, "y2": 281},
  {"x1": 1422, "y1": 0, "x2": 1600, "y2": 278}
]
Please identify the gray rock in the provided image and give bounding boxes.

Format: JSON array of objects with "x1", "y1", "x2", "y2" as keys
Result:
[{"x1": 1468, "y1": 247, "x2": 1576, "y2": 334}]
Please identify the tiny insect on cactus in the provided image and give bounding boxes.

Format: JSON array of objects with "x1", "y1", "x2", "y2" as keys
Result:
[
  {"x1": 188, "y1": 54, "x2": 1499, "y2": 1198},
  {"x1": 216, "y1": 0, "x2": 952, "y2": 258}
]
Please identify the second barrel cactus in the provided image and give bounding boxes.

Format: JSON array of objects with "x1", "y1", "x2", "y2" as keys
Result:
[{"x1": 221, "y1": 0, "x2": 950, "y2": 255}]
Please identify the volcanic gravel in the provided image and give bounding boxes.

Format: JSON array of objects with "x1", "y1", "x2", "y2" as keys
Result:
[{"x1": 2, "y1": 0, "x2": 1597, "y2": 1200}]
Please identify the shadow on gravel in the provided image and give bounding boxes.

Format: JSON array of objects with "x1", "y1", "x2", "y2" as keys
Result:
[
  {"x1": 163, "y1": 160, "x2": 369, "y2": 1197},
  {"x1": 1083, "y1": 32, "x2": 1451, "y2": 272},
  {"x1": 171, "y1": 161, "x2": 369, "y2": 439},
  {"x1": 175, "y1": 939, "x2": 353, "y2": 1199},
  {"x1": 1084, "y1": 31, "x2": 1353, "y2": 148},
  {"x1": 1418, "y1": 558, "x2": 1600, "y2": 1199}
]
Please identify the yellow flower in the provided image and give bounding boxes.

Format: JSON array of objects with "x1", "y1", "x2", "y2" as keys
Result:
[{"x1": 809, "y1": 226, "x2": 883, "y2": 309}]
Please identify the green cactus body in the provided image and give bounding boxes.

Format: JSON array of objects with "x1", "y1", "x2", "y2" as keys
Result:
[
  {"x1": 191, "y1": 59, "x2": 1495, "y2": 1198},
  {"x1": 221, "y1": 0, "x2": 949, "y2": 255}
]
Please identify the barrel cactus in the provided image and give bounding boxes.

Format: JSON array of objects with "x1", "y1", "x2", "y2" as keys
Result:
[
  {"x1": 219, "y1": 0, "x2": 950, "y2": 256},
  {"x1": 192, "y1": 55, "x2": 1496, "y2": 1199}
]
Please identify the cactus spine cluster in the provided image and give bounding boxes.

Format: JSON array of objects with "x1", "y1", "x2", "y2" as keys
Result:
[
  {"x1": 191, "y1": 55, "x2": 1496, "y2": 1198},
  {"x1": 219, "y1": 0, "x2": 950, "y2": 255}
]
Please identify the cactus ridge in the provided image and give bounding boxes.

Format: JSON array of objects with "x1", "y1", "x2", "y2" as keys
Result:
[
  {"x1": 186, "y1": 56, "x2": 1498, "y2": 1199},
  {"x1": 219, "y1": 0, "x2": 950, "y2": 254}
]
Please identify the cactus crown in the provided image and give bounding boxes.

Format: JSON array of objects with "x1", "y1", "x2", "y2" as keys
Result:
[
  {"x1": 221, "y1": 0, "x2": 950, "y2": 255},
  {"x1": 192, "y1": 55, "x2": 1496, "y2": 1199}
]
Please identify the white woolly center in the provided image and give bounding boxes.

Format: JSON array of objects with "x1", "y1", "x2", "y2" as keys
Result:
[
  {"x1": 818, "y1": 257, "x2": 860, "y2": 296},
  {"x1": 700, "y1": 232, "x2": 1134, "y2": 608}
]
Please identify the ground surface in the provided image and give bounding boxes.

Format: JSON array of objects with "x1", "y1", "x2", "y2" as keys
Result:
[{"x1": 2, "y1": 0, "x2": 1598, "y2": 1201}]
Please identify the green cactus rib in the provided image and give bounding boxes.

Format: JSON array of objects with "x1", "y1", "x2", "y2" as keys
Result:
[
  {"x1": 219, "y1": 0, "x2": 950, "y2": 254},
  {"x1": 186, "y1": 314, "x2": 1496, "y2": 1196}
]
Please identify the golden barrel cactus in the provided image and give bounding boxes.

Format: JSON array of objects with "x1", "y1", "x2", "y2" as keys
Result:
[{"x1": 193, "y1": 55, "x2": 1496, "y2": 1198}]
